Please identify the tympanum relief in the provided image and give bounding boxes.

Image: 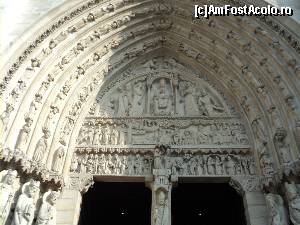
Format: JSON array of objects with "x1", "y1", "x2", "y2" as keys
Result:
[
  {"x1": 77, "y1": 64, "x2": 249, "y2": 149},
  {"x1": 73, "y1": 57, "x2": 256, "y2": 178},
  {"x1": 95, "y1": 74, "x2": 228, "y2": 117}
]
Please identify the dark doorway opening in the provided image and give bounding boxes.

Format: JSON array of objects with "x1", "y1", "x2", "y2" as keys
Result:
[
  {"x1": 172, "y1": 183, "x2": 246, "y2": 225},
  {"x1": 79, "y1": 182, "x2": 151, "y2": 225}
]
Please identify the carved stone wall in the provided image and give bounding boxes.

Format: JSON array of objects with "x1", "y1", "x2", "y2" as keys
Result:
[{"x1": 0, "y1": 0, "x2": 299, "y2": 224}]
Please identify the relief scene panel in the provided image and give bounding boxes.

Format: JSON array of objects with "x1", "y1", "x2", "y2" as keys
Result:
[
  {"x1": 70, "y1": 149, "x2": 256, "y2": 177},
  {"x1": 77, "y1": 57, "x2": 250, "y2": 149}
]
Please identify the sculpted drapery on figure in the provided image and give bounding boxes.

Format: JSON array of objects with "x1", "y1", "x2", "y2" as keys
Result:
[
  {"x1": 197, "y1": 90, "x2": 225, "y2": 116},
  {"x1": 96, "y1": 72, "x2": 228, "y2": 118},
  {"x1": 274, "y1": 128, "x2": 293, "y2": 165},
  {"x1": 14, "y1": 117, "x2": 33, "y2": 151},
  {"x1": 51, "y1": 146, "x2": 65, "y2": 172},
  {"x1": 154, "y1": 189, "x2": 169, "y2": 225},
  {"x1": 152, "y1": 78, "x2": 173, "y2": 116},
  {"x1": 0, "y1": 170, "x2": 18, "y2": 225},
  {"x1": 11, "y1": 179, "x2": 40, "y2": 225},
  {"x1": 131, "y1": 80, "x2": 146, "y2": 116},
  {"x1": 33, "y1": 129, "x2": 50, "y2": 163},
  {"x1": 36, "y1": 191, "x2": 59, "y2": 225},
  {"x1": 265, "y1": 193, "x2": 289, "y2": 225},
  {"x1": 285, "y1": 182, "x2": 300, "y2": 225},
  {"x1": 178, "y1": 80, "x2": 198, "y2": 116},
  {"x1": 116, "y1": 83, "x2": 132, "y2": 116},
  {"x1": 151, "y1": 146, "x2": 172, "y2": 225}
]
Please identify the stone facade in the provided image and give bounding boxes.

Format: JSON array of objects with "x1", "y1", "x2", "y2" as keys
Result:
[{"x1": 0, "y1": 0, "x2": 300, "y2": 224}]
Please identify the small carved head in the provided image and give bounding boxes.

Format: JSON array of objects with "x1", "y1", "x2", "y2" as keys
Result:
[
  {"x1": 48, "y1": 191, "x2": 60, "y2": 205},
  {"x1": 31, "y1": 58, "x2": 40, "y2": 68},
  {"x1": 25, "y1": 116, "x2": 33, "y2": 125},
  {"x1": 106, "y1": 3, "x2": 114, "y2": 12},
  {"x1": 27, "y1": 179, "x2": 40, "y2": 197},
  {"x1": 87, "y1": 13, "x2": 95, "y2": 22},
  {"x1": 49, "y1": 39, "x2": 57, "y2": 49},
  {"x1": 285, "y1": 182, "x2": 299, "y2": 200},
  {"x1": 2, "y1": 169, "x2": 17, "y2": 185},
  {"x1": 42, "y1": 127, "x2": 51, "y2": 139},
  {"x1": 274, "y1": 128, "x2": 287, "y2": 142}
]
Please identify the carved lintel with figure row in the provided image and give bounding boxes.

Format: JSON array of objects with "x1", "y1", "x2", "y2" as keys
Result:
[
  {"x1": 70, "y1": 149, "x2": 256, "y2": 177},
  {"x1": 76, "y1": 118, "x2": 250, "y2": 148}
]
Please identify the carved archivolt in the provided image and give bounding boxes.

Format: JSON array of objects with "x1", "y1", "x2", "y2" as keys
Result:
[{"x1": 0, "y1": 2, "x2": 299, "y2": 225}]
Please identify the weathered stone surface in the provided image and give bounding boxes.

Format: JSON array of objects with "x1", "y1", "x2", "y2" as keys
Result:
[{"x1": 0, "y1": 0, "x2": 299, "y2": 224}]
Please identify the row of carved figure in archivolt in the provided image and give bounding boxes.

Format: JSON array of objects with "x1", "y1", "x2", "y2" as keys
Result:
[
  {"x1": 0, "y1": 169, "x2": 59, "y2": 225},
  {"x1": 70, "y1": 152, "x2": 256, "y2": 176},
  {"x1": 76, "y1": 118, "x2": 249, "y2": 146}
]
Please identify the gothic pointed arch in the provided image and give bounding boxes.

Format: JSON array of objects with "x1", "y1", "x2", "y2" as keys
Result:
[{"x1": 0, "y1": 0, "x2": 300, "y2": 224}]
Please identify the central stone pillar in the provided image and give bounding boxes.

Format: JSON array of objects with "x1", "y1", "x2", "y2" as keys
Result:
[
  {"x1": 150, "y1": 169, "x2": 172, "y2": 225},
  {"x1": 148, "y1": 145, "x2": 175, "y2": 225}
]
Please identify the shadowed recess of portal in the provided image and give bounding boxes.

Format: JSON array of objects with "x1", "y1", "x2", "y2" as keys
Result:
[
  {"x1": 79, "y1": 182, "x2": 151, "y2": 225},
  {"x1": 171, "y1": 183, "x2": 246, "y2": 225}
]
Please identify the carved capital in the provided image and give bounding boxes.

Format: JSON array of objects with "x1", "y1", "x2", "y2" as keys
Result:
[
  {"x1": 68, "y1": 173, "x2": 94, "y2": 194},
  {"x1": 229, "y1": 176, "x2": 261, "y2": 195}
]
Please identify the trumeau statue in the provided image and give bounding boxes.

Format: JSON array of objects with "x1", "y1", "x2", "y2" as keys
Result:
[
  {"x1": 285, "y1": 182, "x2": 300, "y2": 225},
  {"x1": 154, "y1": 189, "x2": 169, "y2": 225},
  {"x1": 265, "y1": 193, "x2": 289, "y2": 225},
  {"x1": 0, "y1": 170, "x2": 18, "y2": 225},
  {"x1": 35, "y1": 191, "x2": 59, "y2": 225},
  {"x1": 11, "y1": 179, "x2": 40, "y2": 225}
]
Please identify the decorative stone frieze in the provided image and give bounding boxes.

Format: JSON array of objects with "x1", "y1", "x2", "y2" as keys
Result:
[{"x1": 71, "y1": 146, "x2": 256, "y2": 177}]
